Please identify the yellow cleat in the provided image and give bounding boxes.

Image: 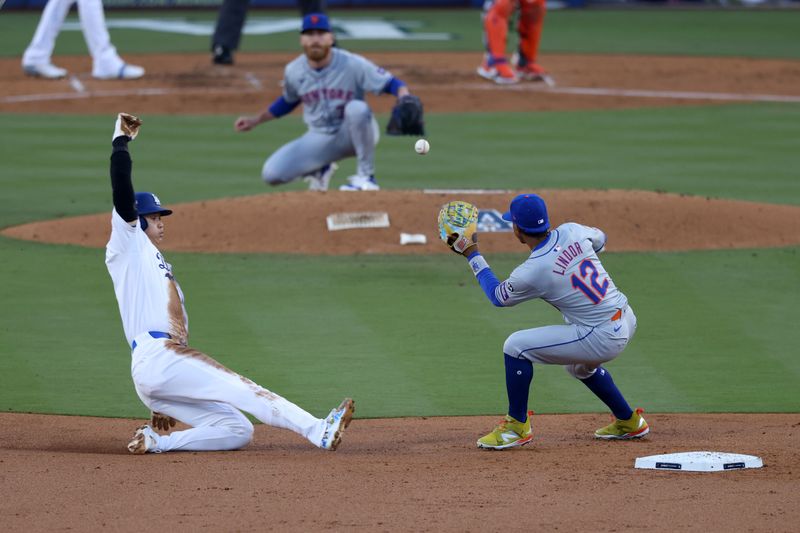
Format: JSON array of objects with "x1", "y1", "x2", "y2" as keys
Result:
[
  {"x1": 477, "y1": 412, "x2": 533, "y2": 450},
  {"x1": 594, "y1": 407, "x2": 649, "y2": 440}
]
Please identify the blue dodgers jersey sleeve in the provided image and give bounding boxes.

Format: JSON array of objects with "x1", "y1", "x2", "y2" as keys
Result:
[
  {"x1": 282, "y1": 48, "x2": 393, "y2": 134},
  {"x1": 495, "y1": 223, "x2": 626, "y2": 326}
]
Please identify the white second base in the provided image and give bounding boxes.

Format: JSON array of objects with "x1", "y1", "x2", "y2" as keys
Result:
[{"x1": 634, "y1": 451, "x2": 763, "y2": 472}]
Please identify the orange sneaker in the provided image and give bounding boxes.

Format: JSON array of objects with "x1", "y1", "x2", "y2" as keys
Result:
[
  {"x1": 515, "y1": 63, "x2": 548, "y2": 81},
  {"x1": 477, "y1": 60, "x2": 518, "y2": 85}
]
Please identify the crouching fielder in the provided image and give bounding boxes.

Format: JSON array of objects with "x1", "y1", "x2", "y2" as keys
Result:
[
  {"x1": 438, "y1": 195, "x2": 648, "y2": 450},
  {"x1": 105, "y1": 113, "x2": 353, "y2": 454}
]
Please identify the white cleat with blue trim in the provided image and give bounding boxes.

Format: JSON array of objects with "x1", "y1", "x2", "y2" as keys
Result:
[{"x1": 319, "y1": 398, "x2": 355, "y2": 451}]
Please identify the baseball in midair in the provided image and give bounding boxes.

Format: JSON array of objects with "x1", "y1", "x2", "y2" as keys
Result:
[{"x1": 414, "y1": 138, "x2": 430, "y2": 155}]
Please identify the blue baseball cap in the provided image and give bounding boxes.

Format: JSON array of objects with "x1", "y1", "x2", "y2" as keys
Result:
[
  {"x1": 502, "y1": 193, "x2": 549, "y2": 234},
  {"x1": 301, "y1": 13, "x2": 331, "y2": 33}
]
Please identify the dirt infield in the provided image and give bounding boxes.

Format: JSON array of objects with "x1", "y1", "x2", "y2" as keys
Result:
[
  {"x1": 5, "y1": 189, "x2": 800, "y2": 254},
  {"x1": 1, "y1": 412, "x2": 798, "y2": 532},
  {"x1": 3, "y1": 51, "x2": 800, "y2": 114},
  {"x1": 4, "y1": 51, "x2": 800, "y2": 532}
]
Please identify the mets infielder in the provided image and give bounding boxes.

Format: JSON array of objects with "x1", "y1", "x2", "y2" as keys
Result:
[
  {"x1": 455, "y1": 194, "x2": 648, "y2": 449},
  {"x1": 235, "y1": 13, "x2": 415, "y2": 191},
  {"x1": 105, "y1": 113, "x2": 354, "y2": 454}
]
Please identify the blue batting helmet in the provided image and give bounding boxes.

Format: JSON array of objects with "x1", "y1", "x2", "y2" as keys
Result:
[{"x1": 135, "y1": 192, "x2": 172, "y2": 231}]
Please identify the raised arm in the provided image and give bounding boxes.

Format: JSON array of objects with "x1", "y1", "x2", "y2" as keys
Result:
[{"x1": 110, "y1": 113, "x2": 142, "y2": 225}]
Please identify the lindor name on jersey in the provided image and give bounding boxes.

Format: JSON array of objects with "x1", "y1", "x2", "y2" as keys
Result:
[{"x1": 551, "y1": 241, "x2": 585, "y2": 276}]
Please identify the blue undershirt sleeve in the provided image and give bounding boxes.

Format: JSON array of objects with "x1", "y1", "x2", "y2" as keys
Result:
[
  {"x1": 467, "y1": 251, "x2": 504, "y2": 307},
  {"x1": 382, "y1": 77, "x2": 407, "y2": 96},
  {"x1": 268, "y1": 96, "x2": 300, "y2": 118}
]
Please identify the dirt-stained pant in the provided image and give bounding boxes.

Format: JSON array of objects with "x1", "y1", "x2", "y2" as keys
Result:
[{"x1": 130, "y1": 332, "x2": 326, "y2": 452}]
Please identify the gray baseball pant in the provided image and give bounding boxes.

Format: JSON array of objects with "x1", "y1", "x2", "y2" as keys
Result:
[{"x1": 261, "y1": 100, "x2": 379, "y2": 185}]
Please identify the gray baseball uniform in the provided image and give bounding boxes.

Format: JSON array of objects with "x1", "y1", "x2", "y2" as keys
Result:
[
  {"x1": 262, "y1": 47, "x2": 392, "y2": 184},
  {"x1": 471, "y1": 222, "x2": 636, "y2": 379}
]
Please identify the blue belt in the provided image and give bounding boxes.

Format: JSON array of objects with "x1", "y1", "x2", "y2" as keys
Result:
[{"x1": 131, "y1": 331, "x2": 172, "y2": 350}]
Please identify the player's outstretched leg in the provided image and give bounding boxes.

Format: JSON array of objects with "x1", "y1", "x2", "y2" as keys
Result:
[
  {"x1": 568, "y1": 365, "x2": 649, "y2": 439},
  {"x1": 129, "y1": 338, "x2": 355, "y2": 452},
  {"x1": 594, "y1": 408, "x2": 649, "y2": 440},
  {"x1": 318, "y1": 398, "x2": 355, "y2": 451}
]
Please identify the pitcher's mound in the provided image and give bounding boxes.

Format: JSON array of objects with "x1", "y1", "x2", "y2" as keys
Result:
[{"x1": 3, "y1": 189, "x2": 800, "y2": 254}]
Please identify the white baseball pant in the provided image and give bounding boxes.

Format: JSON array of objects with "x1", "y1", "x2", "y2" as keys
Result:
[
  {"x1": 22, "y1": 0, "x2": 127, "y2": 77},
  {"x1": 129, "y1": 332, "x2": 328, "y2": 452}
]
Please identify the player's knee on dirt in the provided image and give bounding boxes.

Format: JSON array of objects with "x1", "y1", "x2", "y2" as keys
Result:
[
  {"x1": 565, "y1": 364, "x2": 596, "y2": 380},
  {"x1": 221, "y1": 413, "x2": 255, "y2": 447}
]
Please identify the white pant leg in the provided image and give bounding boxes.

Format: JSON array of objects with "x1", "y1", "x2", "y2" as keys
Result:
[
  {"x1": 75, "y1": 0, "x2": 123, "y2": 77},
  {"x1": 131, "y1": 336, "x2": 325, "y2": 449},
  {"x1": 140, "y1": 398, "x2": 254, "y2": 452},
  {"x1": 22, "y1": 0, "x2": 76, "y2": 66}
]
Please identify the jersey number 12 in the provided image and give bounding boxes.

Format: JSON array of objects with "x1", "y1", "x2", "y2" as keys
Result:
[{"x1": 571, "y1": 259, "x2": 609, "y2": 304}]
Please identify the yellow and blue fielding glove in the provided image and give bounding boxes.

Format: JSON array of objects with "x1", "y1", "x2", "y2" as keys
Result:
[{"x1": 437, "y1": 200, "x2": 479, "y2": 254}]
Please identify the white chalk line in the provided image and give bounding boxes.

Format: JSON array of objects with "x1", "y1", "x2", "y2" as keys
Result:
[
  {"x1": 423, "y1": 189, "x2": 514, "y2": 195},
  {"x1": 68, "y1": 75, "x2": 85, "y2": 94},
  {"x1": 244, "y1": 72, "x2": 263, "y2": 90},
  {"x1": 2, "y1": 86, "x2": 260, "y2": 103},
  {"x1": 3, "y1": 81, "x2": 800, "y2": 105},
  {"x1": 458, "y1": 82, "x2": 800, "y2": 103}
]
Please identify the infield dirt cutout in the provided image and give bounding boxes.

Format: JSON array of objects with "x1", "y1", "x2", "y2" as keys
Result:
[
  {"x1": 5, "y1": 189, "x2": 800, "y2": 254},
  {"x1": 2, "y1": 51, "x2": 800, "y2": 532}
]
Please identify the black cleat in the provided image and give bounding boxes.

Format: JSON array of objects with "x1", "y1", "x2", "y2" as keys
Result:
[{"x1": 212, "y1": 44, "x2": 234, "y2": 65}]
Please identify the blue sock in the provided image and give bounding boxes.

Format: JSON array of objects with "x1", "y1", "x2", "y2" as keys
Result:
[
  {"x1": 580, "y1": 367, "x2": 633, "y2": 420},
  {"x1": 504, "y1": 354, "x2": 533, "y2": 423}
]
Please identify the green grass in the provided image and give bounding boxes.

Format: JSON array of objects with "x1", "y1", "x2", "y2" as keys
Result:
[
  {"x1": 1, "y1": 7, "x2": 799, "y2": 419},
  {"x1": 2, "y1": 237, "x2": 798, "y2": 418},
  {"x1": 2, "y1": 104, "x2": 800, "y2": 229},
  {"x1": 1, "y1": 9, "x2": 800, "y2": 58}
]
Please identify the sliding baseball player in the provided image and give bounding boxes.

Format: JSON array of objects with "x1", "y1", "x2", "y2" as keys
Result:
[{"x1": 105, "y1": 113, "x2": 354, "y2": 454}]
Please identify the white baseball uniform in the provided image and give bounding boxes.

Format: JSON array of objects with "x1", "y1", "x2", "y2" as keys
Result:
[
  {"x1": 22, "y1": 0, "x2": 130, "y2": 78},
  {"x1": 469, "y1": 222, "x2": 637, "y2": 379},
  {"x1": 105, "y1": 209, "x2": 331, "y2": 451}
]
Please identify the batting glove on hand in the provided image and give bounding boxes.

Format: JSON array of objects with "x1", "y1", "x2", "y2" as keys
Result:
[
  {"x1": 113, "y1": 112, "x2": 142, "y2": 141},
  {"x1": 151, "y1": 411, "x2": 177, "y2": 431}
]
